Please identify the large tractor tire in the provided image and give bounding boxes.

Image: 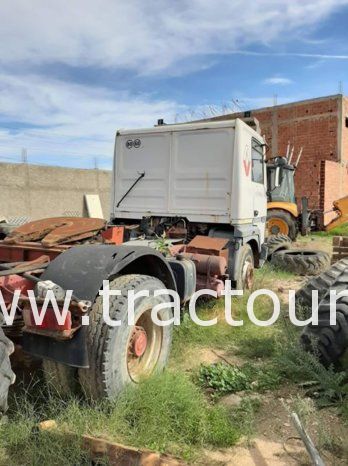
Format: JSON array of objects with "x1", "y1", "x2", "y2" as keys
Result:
[
  {"x1": 301, "y1": 298, "x2": 348, "y2": 368},
  {"x1": 266, "y1": 234, "x2": 292, "y2": 259},
  {"x1": 42, "y1": 360, "x2": 79, "y2": 396},
  {"x1": 271, "y1": 249, "x2": 330, "y2": 276},
  {"x1": 0, "y1": 327, "x2": 16, "y2": 413},
  {"x1": 295, "y1": 258, "x2": 348, "y2": 314},
  {"x1": 266, "y1": 209, "x2": 297, "y2": 241},
  {"x1": 79, "y1": 274, "x2": 173, "y2": 400}
]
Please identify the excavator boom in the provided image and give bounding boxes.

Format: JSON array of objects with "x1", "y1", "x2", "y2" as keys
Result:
[{"x1": 325, "y1": 195, "x2": 348, "y2": 231}]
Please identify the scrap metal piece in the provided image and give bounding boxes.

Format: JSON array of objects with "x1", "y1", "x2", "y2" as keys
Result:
[{"x1": 4, "y1": 217, "x2": 106, "y2": 247}]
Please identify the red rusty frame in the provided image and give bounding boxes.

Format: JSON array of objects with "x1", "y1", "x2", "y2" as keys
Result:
[{"x1": 0, "y1": 241, "x2": 69, "y2": 263}]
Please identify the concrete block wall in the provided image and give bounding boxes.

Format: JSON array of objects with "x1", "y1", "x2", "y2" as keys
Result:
[{"x1": 0, "y1": 163, "x2": 112, "y2": 220}]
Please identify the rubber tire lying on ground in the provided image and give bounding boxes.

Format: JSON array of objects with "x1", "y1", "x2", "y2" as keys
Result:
[
  {"x1": 271, "y1": 249, "x2": 330, "y2": 276},
  {"x1": 301, "y1": 296, "x2": 348, "y2": 368},
  {"x1": 0, "y1": 327, "x2": 16, "y2": 413},
  {"x1": 78, "y1": 274, "x2": 173, "y2": 401},
  {"x1": 266, "y1": 234, "x2": 292, "y2": 259},
  {"x1": 295, "y1": 258, "x2": 348, "y2": 315}
]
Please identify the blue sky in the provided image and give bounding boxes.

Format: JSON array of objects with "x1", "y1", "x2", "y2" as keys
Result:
[{"x1": 0, "y1": 0, "x2": 348, "y2": 169}]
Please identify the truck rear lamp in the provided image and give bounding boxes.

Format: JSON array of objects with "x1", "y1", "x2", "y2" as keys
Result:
[{"x1": 22, "y1": 305, "x2": 72, "y2": 331}]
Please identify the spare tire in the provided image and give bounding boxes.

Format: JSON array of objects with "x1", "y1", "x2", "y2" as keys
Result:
[
  {"x1": 295, "y1": 258, "x2": 348, "y2": 313},
  {"x1": 271, "y1": 249, "x2": 330, "y2": 276},
  {"x1": 266, "y1": 234, "x2": 292, "y2": 259},
  {"x1": 0, "y1": 327, "x2": 15, "y2": 413}
]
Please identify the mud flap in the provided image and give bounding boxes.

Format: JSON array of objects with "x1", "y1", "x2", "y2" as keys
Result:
[{"x1": 22, "y1": 327, "x2": 89, "y2": 368}]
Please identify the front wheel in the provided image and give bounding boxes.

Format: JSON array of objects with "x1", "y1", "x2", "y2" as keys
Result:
[
  {"x1": 235, "y1": 244, "x2": 254, "y2": 291},
  {"x1": 79, "y1": 274, "x2": 173, "y2": 401}
]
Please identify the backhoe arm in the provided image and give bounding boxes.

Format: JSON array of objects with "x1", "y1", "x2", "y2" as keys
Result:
[{"x1": 325, "y1": 195, "x2": 348, "y2": 231}]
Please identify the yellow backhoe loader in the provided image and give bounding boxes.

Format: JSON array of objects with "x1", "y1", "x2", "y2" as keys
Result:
[{"x1": 266, "y1": 148, "x2": 348, "y2": 239}]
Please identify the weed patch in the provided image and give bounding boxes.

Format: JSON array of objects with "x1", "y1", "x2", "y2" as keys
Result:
[
  {"x1": 1, "y1": 372, "x2": 241, "y2": 464},
  {"x1": 197, "y1": 362, "x2": 282, "y2": 398}
]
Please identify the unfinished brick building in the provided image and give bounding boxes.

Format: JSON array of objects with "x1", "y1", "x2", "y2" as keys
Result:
[{"x1": 207, "y1": 94, "x2": 348, "y2": 222}]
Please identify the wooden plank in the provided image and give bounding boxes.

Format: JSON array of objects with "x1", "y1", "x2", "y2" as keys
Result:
[
  {"x1": 39, "y1": 421, "x2": 185, "y2": 466},
  {"x1": 333, "y1": 236, "x2": 348, "y2": 246}
]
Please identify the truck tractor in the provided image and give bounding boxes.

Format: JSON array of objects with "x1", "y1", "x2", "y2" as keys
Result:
[{"x1": 0, "y1": 118, "x2": 270, "y2": 409}]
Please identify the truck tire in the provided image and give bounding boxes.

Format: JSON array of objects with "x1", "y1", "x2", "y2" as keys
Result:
[
  {"x1": 0, "y1": 327, "x2": 15, "y2": 413},
  {"x1": 266, "y1": 234, "x2": 291, "y2": 259},
  {"x1": 235, "y1": 244, "x2": 254, "y2": 290},
  {"x1": 271, "y1": 249, "x2": 330, "y2": 276},
  {"x1": 42, "y1": 360, "x2": 79, "y2": 396},
  {"x1": 266, "y1": 209, "x2": 297, "y2": 241},
  {"x1": 300, "y1": 298, "x2": 348, "y2": 368},
  {"x1": 79, "y1": 274, "x2": 173, "y2": 400},
  {"x1": 295, "y1": 258, "x2": 348, "y2": 314}
]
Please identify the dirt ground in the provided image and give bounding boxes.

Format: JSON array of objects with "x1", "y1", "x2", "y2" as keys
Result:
[{"x1": 184, "y1": 235, "x2": 348, "y2": 465}]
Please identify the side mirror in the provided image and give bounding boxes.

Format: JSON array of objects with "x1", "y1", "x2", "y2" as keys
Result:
[{"x1": 274, "y1": 166, "x2": 283, "y2": 188}]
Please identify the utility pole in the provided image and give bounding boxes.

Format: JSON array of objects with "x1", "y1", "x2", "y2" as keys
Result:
[{"x1": 21, "y1": 148, "x2": 28, "y2": 163}]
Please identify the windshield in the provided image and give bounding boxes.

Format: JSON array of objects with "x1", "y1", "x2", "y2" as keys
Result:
[{"x1": 267, "y1": 167, "x2": 295, "y2": 203}]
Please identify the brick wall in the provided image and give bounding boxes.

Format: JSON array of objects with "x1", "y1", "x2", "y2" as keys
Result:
[
  {"x1": 321, "y1": 160, "x2": 348, "y2": 224},
  {"x1": 204, "y1": 95, "x2": 347, "y2": 212}
]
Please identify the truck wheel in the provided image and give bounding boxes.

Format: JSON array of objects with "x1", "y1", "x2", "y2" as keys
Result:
[
  {"x1": 79, "y1": 274, "x2": 173, "y2": 400},
  {"x1": 266, "y1": 234, "x2": 292, "y2": 259},
  {"x1": 42, "y1": 360, "x2": 79, "y2": 396},
  {"x1": 300, "y1": 298, "x2": 348, "y2": 368},
  {"x1": 271, "y1": 249, "x2": 330, "y2": 276},
  {"x1": 266, "y1": 209, "x2": 297, "y2": 241},
  {"x1": 235, "y1": 244, "x2": 254, "y2": 290},
  {"x1": 295, "y1": 258, "x2": 348, "y2": 315},
  {"x1": 0, "y1": 327, "x2": 16, "y2": 413}
]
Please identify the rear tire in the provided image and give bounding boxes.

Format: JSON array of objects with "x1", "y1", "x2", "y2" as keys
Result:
[
  {"x1": 267, "y1": 209, "x2": 297, "y2": 241},
  {"x1": 79, "y1": 274, "x2": 173, "y2": 401},
  {"x1": 0, "y1": 327, "x2": 15, "y2": 413},
  {"x1": 271, "y1": 249, "x2": 330, "y2": 276}
]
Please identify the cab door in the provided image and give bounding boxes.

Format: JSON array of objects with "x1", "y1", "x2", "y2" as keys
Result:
[{"x1": 251, "y1": 138, "x2": 267, "y2": 245}]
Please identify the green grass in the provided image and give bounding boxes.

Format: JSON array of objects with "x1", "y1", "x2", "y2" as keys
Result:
[
  {"x1": 311, "y1": 222, "x2": 348, "y2": 237},
  {"x1": 3, "y1": 248, "x2": 348, "y2": 463},
  {"x1": 171, "y1": 288, "x2": 282, "y2": 365},
  {"x1": 197, "y1": 361, "x2": 282, "y2": 397},
  {"x1": 0, "y1": 372, "x2": 241, "y2": 464}
]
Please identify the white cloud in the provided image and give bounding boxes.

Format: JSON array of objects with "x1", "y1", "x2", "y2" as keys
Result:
[
  {"x1": 0, "y1": 73, "x2": 185, "y2": 168},
  {"x1": 0, "y1": 0, "x2": 347, "y2": 74},
  {"x1": 0, "y1": 0, "x2": 347, "y2": 167},
  {"x1": 263, "y1": 77, "x2": 293, "y2": 85}
]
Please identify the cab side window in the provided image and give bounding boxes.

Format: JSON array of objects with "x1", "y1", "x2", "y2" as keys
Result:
[{"x1": 251, "y1": 139, "x2": 264, "y2": 184}]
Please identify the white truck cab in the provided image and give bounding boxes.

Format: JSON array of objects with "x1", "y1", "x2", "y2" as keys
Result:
[{"x1": 111, "y1": 118, "x2": 267, "y2": 289}]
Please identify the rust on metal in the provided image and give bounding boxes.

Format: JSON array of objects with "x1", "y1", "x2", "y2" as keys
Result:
[
  {"x1": 186, "y1": 235, "x2": 229, "y2": 259},
  {"x1": 179, "y1": 252, "x2": 227, "y2": 276},
  {"x1": 0, "y1": 241, "x2": 69, "y2": 263},
  {"x1": 0, "y1": 255, "x2": 50, "y2": 276},
  {"x1": 4, "y1": 217, "x2": 106, "y2": 247}
]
